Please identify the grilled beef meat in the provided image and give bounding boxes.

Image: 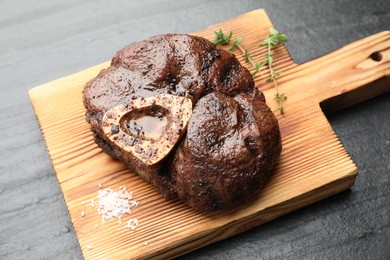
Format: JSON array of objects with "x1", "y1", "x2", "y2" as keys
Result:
[{"x1": 83, "y1": 34, "x2": 281, "y2": 210}]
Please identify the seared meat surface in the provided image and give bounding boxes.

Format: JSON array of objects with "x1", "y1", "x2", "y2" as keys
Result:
[
  {"x1": 83, "y1": 34, "x2": 281, "y2": 211},
  {"x1": 172, "y1": 91, "x2": 281, "y2": 211}
]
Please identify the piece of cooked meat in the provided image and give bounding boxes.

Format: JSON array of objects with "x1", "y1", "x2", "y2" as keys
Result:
[
  {"x1": 171, "y1": 90, "x2": 281, "y2": 211},
  {"x1": 82, "y1": 33, "x2": 281, "y2": 210},
  {"x1": 83, "y1": 34, "x2": 255, "y2": 197}
]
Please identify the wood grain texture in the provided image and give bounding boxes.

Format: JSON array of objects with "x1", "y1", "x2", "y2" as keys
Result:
[{"x1": 28, "y1": 10, "x2": 390, "y2": 259}]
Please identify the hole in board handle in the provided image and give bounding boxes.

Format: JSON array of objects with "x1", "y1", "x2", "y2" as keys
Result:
[{"x1": 369, "y1": 51, "x2": 383, "y2": 62}]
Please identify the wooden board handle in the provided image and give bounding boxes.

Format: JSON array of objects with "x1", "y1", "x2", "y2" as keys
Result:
[{"x1": 280, "y1": 31, "x2": 390, "y2": 113}]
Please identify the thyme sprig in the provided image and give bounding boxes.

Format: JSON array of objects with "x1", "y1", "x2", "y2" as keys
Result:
[
  {"x1": 213, "y1": 28, "x2": 288, "y2": 113},
  {"x1": 260, "y1": 28, "x2": 288, "y2": 113}
]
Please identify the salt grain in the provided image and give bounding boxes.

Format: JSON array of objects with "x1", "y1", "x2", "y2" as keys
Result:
[
  {"x1": 144, "y1": 241, "x2": 148, "y2": 246},
  {"x1": 81, "y1": 212, "x2": 85, "y2": 217},
  {"x1": 86, "y1": 245, "x2": 93, "y2": 250},
  {"x1": 126, "y1": 218, "x2": 139, "y2": 230},
  {"x1": 130, "y1": 200, "x2": 140, "y2": 207}
]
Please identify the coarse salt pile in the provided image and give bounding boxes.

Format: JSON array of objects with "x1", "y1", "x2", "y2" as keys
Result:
[{"x1": 96, "y1": 186, "x2": 139, "y2": 225}]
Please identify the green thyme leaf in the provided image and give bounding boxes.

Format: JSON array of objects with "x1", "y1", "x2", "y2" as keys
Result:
[
  {"x1": 213, "y1": 29, "x2": 232, "y2": 45},
  {"x1": 243, "y1": 50, "x2": 250, "y2": 62},
  {"x1": 260, "y1": 28, "x2": 288, "y2": 47},
  {"x1": 229, "y1": 37, "x2": 243, "y2": 51},
  {"x1": 252, "y1": 62, "x2": 265, "y2": 76}
]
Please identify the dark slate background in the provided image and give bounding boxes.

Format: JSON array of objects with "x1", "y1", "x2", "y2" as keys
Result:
[{"x1": 0, "y1": 0, "x2": 389, "y2": 259}]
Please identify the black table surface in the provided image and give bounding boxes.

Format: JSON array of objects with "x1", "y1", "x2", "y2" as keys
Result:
[{"x1": 1, "y1": 1, "x2": 389, "y2": 259}]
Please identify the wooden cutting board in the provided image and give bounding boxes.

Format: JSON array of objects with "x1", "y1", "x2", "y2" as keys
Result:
[{"x1": 29, "y1": 9, "x2": 390, "y2": 260}]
